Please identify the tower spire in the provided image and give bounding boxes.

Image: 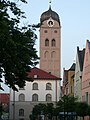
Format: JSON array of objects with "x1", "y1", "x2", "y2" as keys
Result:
[{"x1": 49, "y1": 0, "x2": 52, "y2": 9}]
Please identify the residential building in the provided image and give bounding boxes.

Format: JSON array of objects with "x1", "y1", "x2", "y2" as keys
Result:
[
  {"x1": 74, "y1": 47, "x2": 85, "y2": 101},
  {"x1": 63, "y1": 63, "x2": 75, "y2": 96},
  {"x1": 82, "y1": 40, "x2": 90, "y2": 104},
  {"x1": 62, "y1": 69, "x2": 68, "y2": 96},
  {"x1": 9, "y1": 67, "x2": 61, "y2": 120}
]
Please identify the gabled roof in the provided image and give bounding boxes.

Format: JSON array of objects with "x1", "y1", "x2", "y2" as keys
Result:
[
  {"x1": 63, "y1": 69, "x2": 68, "y2": 80},
  {"x1": 77, "y1": 47, "x2": 85, "y2": 71},
  {"x1": 28, "y1": 67, "x2": 61, "y2": 80},
  {"x1": 68, "y1": 63, "x2": 76, "y2": 71},
  {"x1": 87, "y1": 40, "x2": 90, "y2": 53}
]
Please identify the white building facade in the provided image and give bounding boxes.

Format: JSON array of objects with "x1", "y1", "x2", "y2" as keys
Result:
[
  {"x1": 9, "y1": 68, "x2": 61, "y2": 120},
  {"x1": 74, "y1": 47, "x2": 85, "y2": 101}
]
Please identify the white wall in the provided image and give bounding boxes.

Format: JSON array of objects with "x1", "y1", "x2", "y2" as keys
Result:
[{"x1": 10, "y1": 79, "x2": 60, "y2": 102}]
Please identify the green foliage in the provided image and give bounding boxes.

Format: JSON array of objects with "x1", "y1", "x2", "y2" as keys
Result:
[
  {"x1": 0, "y1": 0, "x2": 39, "y2": 91},
  {"x1": 32, "y1": 97, "x2": 90, "y2": 120},
  {"x1": 32, "y1": 103, "x2": 47, "y2": 115},
  {"x1": 32, "y1": 103, "x2": 47, "y2": 120},
  {"x1": 75, "y1": 102, "x2": 88, "y2": 117},
  {"x1": 32, "y1": 103, "x2": 55, "y2": 120},
  {"x1": 57, "y1": 95, "x2": 77, "y2": 113},
  {"x1": 87, "y1": 105, "x2": 90, "y2": 116}
]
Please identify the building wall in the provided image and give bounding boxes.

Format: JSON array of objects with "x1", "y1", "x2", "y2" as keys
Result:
[
  {"x1": 40, "y1": 19, "x2": 61, "y2": 78},
  {"x1": 68, "y1": 71, "x2": 75, "y2": 96},
  {"x1": 74, "y1": 52, "x2": 82, "y2": 101},
  {"x1": 62, "y1": 69, "x2": 75, "y2": 96},
  {"x1": 82, "y1": 40, "x2": 90, "y2": 104},
  {"x1": 10, "y1": 80, "x2": 60, "y2": 102},
  {"x1": 9, "y1": 79, "x2": 60, "y2": 120}
]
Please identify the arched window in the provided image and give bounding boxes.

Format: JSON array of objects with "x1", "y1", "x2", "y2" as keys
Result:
[
  {"x1": 44, "y1": 51, "x2": 49, "y2": 58},
  {"x1": 32, "y1": 94, "x2": 38, "y2": 101},
  {"x1": 46, "y1": 94, "x2": 52, "y2": 102},
  {"x1": 19, "y1": 94, "x2": 25, "y2": 101},
  {"x1": 32, "y1": 83, "x2": 38, "y2": 90},
  {"x1": 51, "y1": 51, "x2": 56, "y2": 58},
  {"x1": 19, "y1": 108, "x2": 24, "y2": 116},
  {"x1": 51, "y1": 39, "x2": 56, "y2": 47},
  {"x1": 46, "y1": 83, "x2": 52, "y2": 90},
  {"x1": 45, "y1": 39, "x2": 49, "y2": 46}
]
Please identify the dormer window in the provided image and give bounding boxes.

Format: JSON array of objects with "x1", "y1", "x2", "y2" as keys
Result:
[{"x1": 34, "y1": 75, "x2": 38, "y2": 78}]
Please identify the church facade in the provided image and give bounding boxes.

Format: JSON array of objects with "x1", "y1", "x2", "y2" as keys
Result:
[{"x1": 9, "y1": 6, "x2": 61, "y2": 120}]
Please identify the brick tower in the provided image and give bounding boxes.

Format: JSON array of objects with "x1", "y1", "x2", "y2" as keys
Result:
[{"x1": 40, "y1": 6, "x2": 61, "y2": 77}]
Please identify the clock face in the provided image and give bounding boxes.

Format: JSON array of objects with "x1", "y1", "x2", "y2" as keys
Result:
[{"x1": 47, "y1": 19, "x2": 54, "y2": 27}]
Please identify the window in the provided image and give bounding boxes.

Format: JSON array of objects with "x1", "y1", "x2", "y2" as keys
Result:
[
  {"x1": 44, "y1": 51, "x2": 49, "y2": 58},
  {"x1": 32, "y1": 83, "x2": 38, "y2": 90},
  {"x1": 32, "y1": 94, "x2": 38, "y2": 101},
  {"x1": 51, "y1": 51, "x2": 56, "y2": 58},
  {"x1": 51, "y1": 39, "x2": 56, "y2": 47},
  {"x1": 46, "y1": 83, "x2": 52, "y2": 90},
  {"x1": 66, "y1": 88, "x2": 68, "y2": 95},
  {"x1": 46, "y1": 94, "x2": 52, "y2": 102},
  {"x1": 45, "y1": 39, "x2": 49, "y2": 46},
  {"x1": 54, "y1": 30, "x2": 57, "y2": 33},
  {"x1": 19, "y1": 94, "x2": 25, "y2": 101},
  {"x1": 85, "y1": 92, "x2": 88, "y2": 103},
  {"x1": 44, "y1": 30, "x2": 47, "y2": 33},
  {"x1": 82, "y1": 96, "x2": 85, "y2": 102},
  {"x1": 19, "y1": 109, "x2": 24, "y2": 116},
  {"x1": 34, "y1": 75, "x2": 38, "y2": 78}
]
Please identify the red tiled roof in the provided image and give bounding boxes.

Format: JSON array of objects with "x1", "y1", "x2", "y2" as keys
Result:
[
  {"x1": 28, "y1": 67, "x2": 60, "y2": 80},
  {"x1": 0, "y1": 93, "x2": 9, "y2": 104}
]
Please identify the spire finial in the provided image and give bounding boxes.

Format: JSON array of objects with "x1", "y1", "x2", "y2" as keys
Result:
[{"x1": 49, "y1": 0, "x2": 52, "y2": 9}]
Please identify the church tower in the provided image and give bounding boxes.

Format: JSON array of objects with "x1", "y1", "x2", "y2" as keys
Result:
[{"x1": 40, "y1": 5, "x2": 61, "y2": 78}]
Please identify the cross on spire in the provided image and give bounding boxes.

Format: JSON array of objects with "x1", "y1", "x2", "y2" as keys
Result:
[{"x1": 49, "y1": 0, "x2": 52, "y2": 7}]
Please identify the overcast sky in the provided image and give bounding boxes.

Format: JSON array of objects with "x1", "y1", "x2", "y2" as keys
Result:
[
  {"x1": 1, "y1": 0, "x2": 90, "y2": 93},
  {"x1": 22, "y1": 0, "x2": 90, "y2": 71}
]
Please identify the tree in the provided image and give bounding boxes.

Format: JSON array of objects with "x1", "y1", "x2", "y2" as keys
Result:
[
  {"x1": 32, "y1": 103, "x2": 47, "y2": 120},
  {"x1": 0, "y1": 0, "x2": 39, "y2": 91},
  {"x1": 87, "y1": 105, "x2": 90, "y2": 120},
  {"x1": 32, "y1": 103, "x2": 54, "y2": 120},
  {"x1": 57, "y1": 95, "x2": 77, "y2": 113},
  {"x1": 46, "y1": 103, "x2": 54, "y2": 120},
  {"x1": 75, "y1": 102, "x2": 88, "y2": 120},
  {"x1": 57, "y1": 95, "x2": 77, "y2": 120}
]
